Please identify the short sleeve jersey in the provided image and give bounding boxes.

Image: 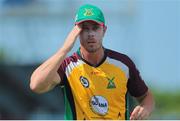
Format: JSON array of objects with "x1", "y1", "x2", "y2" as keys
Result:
[{"x1": 58, "y1": 48, "x2": 148, "y2": 120}]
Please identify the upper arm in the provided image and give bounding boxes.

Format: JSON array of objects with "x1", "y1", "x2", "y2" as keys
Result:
[
  {"x1": 30, "y1": 71, "x2": 61, "y2": 94},
  {"x1": 127, "y1": 61, "x2": 148, "y2": 97},
  {"x1": 48, "y1": 72, "x2": 61, "y2": 90},
  {"x1": 38, "y1": 72, "x2": 61, "y2": 94}
]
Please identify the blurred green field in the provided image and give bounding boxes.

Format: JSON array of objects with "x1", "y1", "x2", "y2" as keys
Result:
[{"x1": 150, "y1": 89, "x2": 180, "y2": 119}]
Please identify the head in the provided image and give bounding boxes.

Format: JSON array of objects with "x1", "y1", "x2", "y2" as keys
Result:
[{"x1": 75, "y1": 4, "x2": 107, "y2": 53}]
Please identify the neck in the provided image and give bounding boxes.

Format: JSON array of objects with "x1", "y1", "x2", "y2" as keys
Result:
[{"x1": 80, "y1": 47, "x2": 105, "y2": 66}]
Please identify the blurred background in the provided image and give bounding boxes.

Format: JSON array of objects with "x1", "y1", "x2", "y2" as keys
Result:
[{"x1": 0, "y1": 0, "x2": 179, "y2": 119}]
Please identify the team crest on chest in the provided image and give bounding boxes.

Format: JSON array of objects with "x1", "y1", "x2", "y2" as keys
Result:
[
  {"x1": 80, "y1": 76, "x2": 89, "y2": 88},
  {"x1": 106, "y1": 77, "x2": 116, "y2": 89}
]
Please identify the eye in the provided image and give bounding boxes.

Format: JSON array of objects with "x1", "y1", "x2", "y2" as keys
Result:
[{"x1": 93, "y1": 26, "x2": 99, "y2": 31}]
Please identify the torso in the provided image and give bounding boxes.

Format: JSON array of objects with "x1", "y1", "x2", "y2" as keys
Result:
[{"x1": 58, "y1": 48, "x2": 148, "y2": 120}]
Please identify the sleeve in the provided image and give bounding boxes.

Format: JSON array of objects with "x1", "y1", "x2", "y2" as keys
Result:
[
  {"x1": 57, "y1": 59, "x2": 66, "y2": 86},
  {"x1": 127, "y1": 60, "x2": 148, "y2": 97}
]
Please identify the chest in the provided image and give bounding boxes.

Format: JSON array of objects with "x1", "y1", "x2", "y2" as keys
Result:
[{"x1": 66, "y1": 62, "x2": 129, "y2": 95}]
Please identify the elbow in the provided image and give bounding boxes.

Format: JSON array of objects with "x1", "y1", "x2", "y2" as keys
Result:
[
  {"x1": 30, "y1": 79, "x2": 38, "y2": 93},
  {"x1": 29, "y1": 77, "x2": 43, "y2": 94},
  {"x1": 29, "y1": 81, "x2": 36, "y2": 92}
]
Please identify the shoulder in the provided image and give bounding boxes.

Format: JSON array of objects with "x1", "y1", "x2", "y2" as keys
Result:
[
  {"x1": 63, "y1": 52, "x2": 80, "y2": 65},
  {"x1": 59, "y1": 52, "x2": 80, "y2": 70},
  {"x1": 58, "y1": 52, "x2": 80, "y2": 78},
  {"x1": 105, "y1": 48, "x2": 135, "y2": 68}
]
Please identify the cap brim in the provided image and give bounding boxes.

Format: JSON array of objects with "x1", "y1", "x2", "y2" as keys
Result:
[{"x1": 75, "y1": 19, "x2": 104, "y2": 26}]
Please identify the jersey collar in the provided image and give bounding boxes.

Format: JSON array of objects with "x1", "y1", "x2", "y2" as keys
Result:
[{"x1": 76, "y1": 47, "x2": 107, "y2": 67}]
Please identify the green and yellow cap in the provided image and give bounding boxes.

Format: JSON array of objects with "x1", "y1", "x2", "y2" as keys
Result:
[{"x1": 75, "y1": 4, "x2": 105, "y2": 26}]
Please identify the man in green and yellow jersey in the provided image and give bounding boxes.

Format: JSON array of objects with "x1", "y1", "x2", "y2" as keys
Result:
[{"x1": 30, "y1": 4, "x2": 155, "y2": 120}]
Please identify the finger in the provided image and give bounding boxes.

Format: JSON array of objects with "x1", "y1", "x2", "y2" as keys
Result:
[
  {"x1": 137, "y1": 108, "x2": 143, "y2": 120},
  {"x1": 140, "y1": 109, "x2": 149, "y2": 120},
  {"x1": 76, "y1": 23, "x2": 82, "y2": 29},
  {"x1": 137, "y1": 107, "x2": 144, "y2": 120},
  {"x1": 77, "y1": 24, "x2": 82, "y2": 31},
  {"x1": 138, "y1": 106, "x2": 151, "y2": 120},
  {"x1": 130, "y1": 106, "x2": 141, "y2": 120}
]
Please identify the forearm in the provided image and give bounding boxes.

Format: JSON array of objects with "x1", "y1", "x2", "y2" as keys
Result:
[
  {"x1": 139, "y1": 90, "x2": 155, "y2": 113},
  {"x1": 32, "y1": 26, "x2": 80, "y2": 79},
  {"x1": 30, "y1": 25, "x2": 81, "y2": 93},
  {"x1": 130, "y1": 90, "x2": 155, "y2": 120},
  {"x1": 30, "y1": 50, "x2": 66, "y2": 93}
]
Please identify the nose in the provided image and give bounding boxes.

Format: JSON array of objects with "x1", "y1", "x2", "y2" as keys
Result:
[{"x1": 88, "y1": 31, "x2": 95, "y2": 38}]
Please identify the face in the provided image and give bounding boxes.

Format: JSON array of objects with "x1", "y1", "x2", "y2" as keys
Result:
[{"x1": 79, "y1": 21, "x2": 106, "y2": 53}]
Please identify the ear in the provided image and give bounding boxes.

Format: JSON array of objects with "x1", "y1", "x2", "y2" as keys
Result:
[{"x1": 103, "y1": 26, "x2": 107, "y2": 35}]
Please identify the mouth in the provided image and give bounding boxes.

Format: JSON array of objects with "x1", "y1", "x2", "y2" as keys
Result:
[
  {"x1": 87, "y1": 41, "x2": 96, "y2": 44},
  {"x1": 87, "y1": 39, "x2": 96, "y2": 44}
]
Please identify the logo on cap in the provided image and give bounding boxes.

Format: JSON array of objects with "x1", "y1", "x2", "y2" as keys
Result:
[
  {"x1": 84, "y1": 8, "x2": 94, "y2": 16},
  {"x1": 75, "y1": 4, "x2": 105, "y2": 25}
]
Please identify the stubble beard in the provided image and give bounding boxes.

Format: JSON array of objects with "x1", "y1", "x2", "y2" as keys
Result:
[{"x1": 86, "y1": 44, "x2": 102, "y2": 53}]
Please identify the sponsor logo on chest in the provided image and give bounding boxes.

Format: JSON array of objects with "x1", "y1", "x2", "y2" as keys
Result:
[{"x1": 90, "y1": 95, "x2": 108, "y2": 116}]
